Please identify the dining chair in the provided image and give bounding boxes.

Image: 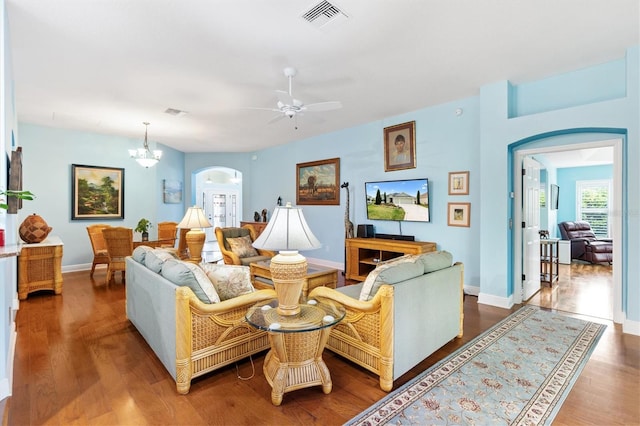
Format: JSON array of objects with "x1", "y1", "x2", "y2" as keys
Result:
[
  {"x1": 102, "y1": 227, "x2": 133, "y2": 285},
  {"x1": 157, "y1": 221, "x2": 178, "y2": 248},
  {"x1": 86, "y1": 224, "x2": 112, "y2": 277}
]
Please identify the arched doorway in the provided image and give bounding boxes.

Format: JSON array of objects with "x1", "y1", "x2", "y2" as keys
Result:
[{"x1": 194, "y1": 167, "x2": 243, "y2": 242}]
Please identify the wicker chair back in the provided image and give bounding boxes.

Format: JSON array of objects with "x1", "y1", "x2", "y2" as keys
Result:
[
  {"x1": 102, "y1": 227, "x2": 133, "y2": 285},
  {"x1": 157, "y1": 221, "x2": 178, "y2": 248},
  {"x1": 87, "y1": 224, "x2": 112, "y2": 277}
]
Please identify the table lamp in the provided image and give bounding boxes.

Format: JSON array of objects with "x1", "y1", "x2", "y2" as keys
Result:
[
  {"x1": 252, "y1": 202, "x2": 321, "y2": 316},
  {"x1": 177, "y1": 205, "x2": 212, "y2": 264}
]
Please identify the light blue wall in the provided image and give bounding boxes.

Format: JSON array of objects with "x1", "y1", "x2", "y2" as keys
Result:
[
  {"x1": 557, "y1": 165, "x2": 614, "y2": 224},
  {"x1": 16, "y1": 123, "x2": 185, "y2": 267},
  {"x1": 9, "y1": 43, "x2": 640, "y2": 325}
]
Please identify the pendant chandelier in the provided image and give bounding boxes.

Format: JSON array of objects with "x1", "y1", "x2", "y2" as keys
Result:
[{"x1": 129, "y1": 122, "x2": 162, "y2": 168}]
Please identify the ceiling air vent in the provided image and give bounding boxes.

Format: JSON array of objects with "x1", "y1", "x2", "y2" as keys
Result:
[
  {"x1": 302, "y1": 1, "x2": 348, "y2": 29},
  {"x1": 164, "y1": 108, "x2": 188, "y2": 117}
]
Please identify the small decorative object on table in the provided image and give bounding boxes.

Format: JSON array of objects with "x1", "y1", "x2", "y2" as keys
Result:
[
  {"x1": 135, "y1": 218, "x2": 152, "y2": 241},
  {"x1": 261, "y1": 208, "x2": 268, "y2": 222},
  {"x1": 19, "y1": 213, "x2": 53, "y2": 243},
  {"x1": 254, "y1": 211, "x2": 260, "y2": 221}
]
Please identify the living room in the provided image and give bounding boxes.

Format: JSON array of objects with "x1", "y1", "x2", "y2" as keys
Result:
[{"x1": 0, "y1": 1, "x2": 639, "y2": 424}]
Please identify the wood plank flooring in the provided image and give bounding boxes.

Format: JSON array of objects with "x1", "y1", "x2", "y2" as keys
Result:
[{"x1": 5, "y1": 264, "x2": 639, "y2": 425}]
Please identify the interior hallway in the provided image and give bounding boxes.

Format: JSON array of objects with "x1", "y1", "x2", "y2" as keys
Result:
[{"x1": 527, "y1": 262, "x2": 614, "y2": 320}]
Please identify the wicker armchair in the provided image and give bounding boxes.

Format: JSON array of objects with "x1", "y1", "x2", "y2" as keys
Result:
[
  {"x1": 215, "y1": 225, "x2": 275, "y2": 265},
  {"x1": 102, "y1": 227, "x2": 133, "y2": 284},
  {"x1": 309, "y1": 261, "x2": 464, "y2": 392},
  {"x1": 157, "y1": 221, "x2": 178, "y2": 248},
  {"x1": 86, "y1": 224, "x2": 112, "y2": 277}
]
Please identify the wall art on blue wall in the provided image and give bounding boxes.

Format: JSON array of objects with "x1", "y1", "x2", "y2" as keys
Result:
[
  {"x1": 71, "y1": 164, "x2": 124, "y2": 220},
  {"x1": 163, "y1": 179, "x2": 183, "y2": 204}
]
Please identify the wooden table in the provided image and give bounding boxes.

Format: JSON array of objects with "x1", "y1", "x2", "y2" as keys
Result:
[
  {"x1": 245, "y1": 297, "x2": 345, "y2": 405},
  {"x1": 133, "y1": 238, "x2": 175, "y2": 248},
  {"x1": 18, "y1": 235, "x2": 63, "y2": 300},
  {"x1": 250, "y1": 261, "x2": 338, "y2": 299}
]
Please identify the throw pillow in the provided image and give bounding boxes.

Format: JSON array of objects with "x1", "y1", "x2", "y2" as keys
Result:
[
  {"x1": 132, "y1": 245, "x2": 153, "y2": 264},
  {"x1": 358, "y1": 255, "x2": 419, "y2": 301},
  {"x1": 417, "y1": 250, "x2": 453, "y2": 273},
  {"x1": 161, "y1": 259, "x2": 220, "y2": 304},
  {"x1": 201, "y1": 263, "x2": 255, "y2": 301},
  {"x1": 226, "y1": 235, "x2": 259, "y2": 258},
  {"x1": 144, "y1": 249, "x2": 178, "y2": 274}
]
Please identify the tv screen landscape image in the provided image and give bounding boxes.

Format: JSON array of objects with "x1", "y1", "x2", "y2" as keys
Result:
[{"x1": 365, "y1": 178, "x2": 430, "y2": 222}]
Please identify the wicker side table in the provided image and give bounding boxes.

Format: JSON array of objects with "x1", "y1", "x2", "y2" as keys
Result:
[
  {"x1": 18, "y1": 235, "x2": 64, "y2": 300},
  {"x1": 245, "y1": 298, "x2": 345, "y2": 406}
]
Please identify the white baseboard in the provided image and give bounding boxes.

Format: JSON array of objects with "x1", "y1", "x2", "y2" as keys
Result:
[
  {"x1": 464, "y1": 285, "x2": 480, "y2": 296},
  {"x1": 478, "y1": 292, "x2": 514, "y2": 309},
  {"x1": 623, "y1": 318, "x2": 640, "y2": 336},
  {"x1": 305, "y1": 257, "x2": 344, "y2": 272},
  {"x1": 0, "y1": 326, "x2": 17, "y2": 400},
  {"x1": 62, "y1": 263, "x2": 93, "y2": 273}
]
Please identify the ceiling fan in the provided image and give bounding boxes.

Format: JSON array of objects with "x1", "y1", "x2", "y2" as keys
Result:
[{"x1": 248, "y1": 67, "x2": 342, "y2": 127}]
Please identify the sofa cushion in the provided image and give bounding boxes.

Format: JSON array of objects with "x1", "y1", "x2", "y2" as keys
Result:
[
  {"x1": 145, "y1": 249, "x2": 179, "y2": 274},
  {"x1": 161, "y1": 259, "x2": 220, "y2": 304},
  {"x1": 201, "y1": 263, "x2": 254, "y2": 301},
  {"x1": 417, "y1": 250, "x2": 453, "y2": 273},
  {"x1": 132, "y1": 245, "x2": 153, "y2": 264},
  {"x1": 226, "y1": 235, "x2": 259, "y2": 258},
  {"x1": 359, "y1": 255, "x2": 422, "y2": 301}
]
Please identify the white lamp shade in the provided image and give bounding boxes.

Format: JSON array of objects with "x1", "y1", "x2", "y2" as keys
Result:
[
  {"x1": 252, "y1": 203, "x2": 321, "y2": 251},
  {"x1": 177, "y1": 206, "x2": 212, "y2": 229}
]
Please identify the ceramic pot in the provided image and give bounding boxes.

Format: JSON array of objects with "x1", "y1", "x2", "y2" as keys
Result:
[{"x1": 19, "y1": 213, "x2": 53, "y2": 243}]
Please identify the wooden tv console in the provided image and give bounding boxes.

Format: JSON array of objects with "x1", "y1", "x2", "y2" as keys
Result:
[{"x1": 345, "y1": 237, "x2": 437, "y2": 281}]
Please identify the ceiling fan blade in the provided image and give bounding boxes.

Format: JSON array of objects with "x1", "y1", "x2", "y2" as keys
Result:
[
  {"x1": 276, "y1": 90, "x2": 294, "y2": 106},
  {"x1": 303, "y1": 101, "x2": 342, "y2": 112},
  {"x1": 267, "y1": 114, "x2": 286, "y2": 124},
  {"x1": 243, "y1": 106, "x2": 282, "y2": 113}
]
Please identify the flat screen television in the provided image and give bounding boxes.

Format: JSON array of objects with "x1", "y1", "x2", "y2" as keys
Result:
[{"x1": 365, "y1": 178, "x2": 430, "y2": 222}]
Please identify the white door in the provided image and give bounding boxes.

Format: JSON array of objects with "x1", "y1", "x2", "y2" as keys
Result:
[
  {"x1": 522, "y1": 156, "x2": 541, "y2": 300},
  {"x1": 203, "y1": 189, "x2": 239, "y2": 241}
]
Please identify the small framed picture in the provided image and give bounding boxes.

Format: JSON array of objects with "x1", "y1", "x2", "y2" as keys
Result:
[
  {"x1": 447, "y1": 202, "x2": 471, "y2": 227},
  {"x1": 163, "y1": 179, "x2": 183, "y2": 204},
  {"x1": 448, "y1": 171, "x2": 469, "y2": 195},
  {"x1": 384, "y1": 121, "x2": 416, "y2": 172}
]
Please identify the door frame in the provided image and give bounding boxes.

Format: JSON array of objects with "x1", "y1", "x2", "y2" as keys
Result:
[{"x1": 512, "y1": 138, "x2": 622, "y2": 324}]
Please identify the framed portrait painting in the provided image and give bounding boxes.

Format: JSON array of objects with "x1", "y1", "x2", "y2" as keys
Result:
[
  {"x1": 447, "y1": 202, "x2": 470, "y2": 227},
  {"x1": 448, "y1": 171, "x2": 469, "y2": 195},
  {"x1": 71, "y1": 164, "x2": 124, "y2": 220},
  {"x1": 296, "y1": 157, "x2": 340, "y2": 205},
  {"x1": 384, "y1": 121, "x2": 416, "y2": 172}
]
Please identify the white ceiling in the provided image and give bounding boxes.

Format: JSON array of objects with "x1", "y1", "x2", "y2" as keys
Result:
[
  {"x1": 539, "y1": 146, "x2": 614, "y2": 169},
  {"x1": 5, "y1": 1, "x2": 639, "y2": 153}
]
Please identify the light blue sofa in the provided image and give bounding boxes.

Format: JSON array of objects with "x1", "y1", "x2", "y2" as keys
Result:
[
  {"x1": 309, "y1": 251, "x2": 463, "y2": 391},
  {"x1": 125, "y1": 254, "x2": 276, "y2": 394}
]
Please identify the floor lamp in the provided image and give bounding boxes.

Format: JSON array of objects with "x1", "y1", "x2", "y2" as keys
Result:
[
  {"x1": 177, "y1": 206, "x2": 212, "y2": 264},
  {"x1": 252, "y1": 202, "x2": 321, "y2": 316}
]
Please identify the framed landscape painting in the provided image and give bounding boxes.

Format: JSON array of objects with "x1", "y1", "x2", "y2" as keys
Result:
[
  {"x1": 71, "y1": 164, "x2": 124, "y2": 220},
  {"x1": 163, "y1": 179, "x2": 182, "y2": 204},
  {"x1": 296, "y1": 157, "x2": 340, "y2": 205}
]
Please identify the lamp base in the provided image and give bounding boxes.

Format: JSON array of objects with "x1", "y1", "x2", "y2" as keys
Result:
[
  {"x1": 185, "y1": 229, "x2": 206, "y2": 264},
  {"x1": 270, "y1": 251, "x2": 307, "y2": 316}
]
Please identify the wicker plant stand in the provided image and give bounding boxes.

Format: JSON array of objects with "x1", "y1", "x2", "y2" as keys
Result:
[
  {"x1": 18, "y1": 235, "x2": 63, "y2": 300},
  {"x1": 245, "y1": 298, "x2": 345, "y2": 405}
]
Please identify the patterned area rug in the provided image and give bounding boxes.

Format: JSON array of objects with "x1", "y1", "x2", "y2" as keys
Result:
[{"x1": 346, "y1": 306, "x2": 605, "y2": 426}]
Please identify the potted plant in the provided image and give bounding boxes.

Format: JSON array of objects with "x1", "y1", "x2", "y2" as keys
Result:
[
  {"x1": 135, "y1": 218, "x2": 152, "y2": 241},
  {"x1": 0, "y1": 189, "x2": 35, "y2": 210}
]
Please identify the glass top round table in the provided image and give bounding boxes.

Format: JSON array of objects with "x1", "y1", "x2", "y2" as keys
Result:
[{"x1": 245, "y1": 297, "x2": 345, "y2": 333}]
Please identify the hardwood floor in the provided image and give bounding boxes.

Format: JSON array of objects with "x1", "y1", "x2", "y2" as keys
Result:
[{"x1": 6, "y1": 265, "x2": 639, "y2": 425}]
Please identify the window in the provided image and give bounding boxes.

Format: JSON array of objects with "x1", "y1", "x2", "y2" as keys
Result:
[{"x1": 576, "y1": 180, "x2": 611, "y2": 238}]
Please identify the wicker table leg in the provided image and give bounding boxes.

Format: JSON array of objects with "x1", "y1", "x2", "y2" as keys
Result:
[{"x1": 263, "y1": 328, "x2": 333, "y2": 406}]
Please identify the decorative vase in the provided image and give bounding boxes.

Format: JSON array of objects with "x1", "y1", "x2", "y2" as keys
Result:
[
  {"x1": 142, "y1": 231, "x2": 149, "y2": 241},
  {"x1": 19, "y1": 213, "x2": 53, "y2": 243}
]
